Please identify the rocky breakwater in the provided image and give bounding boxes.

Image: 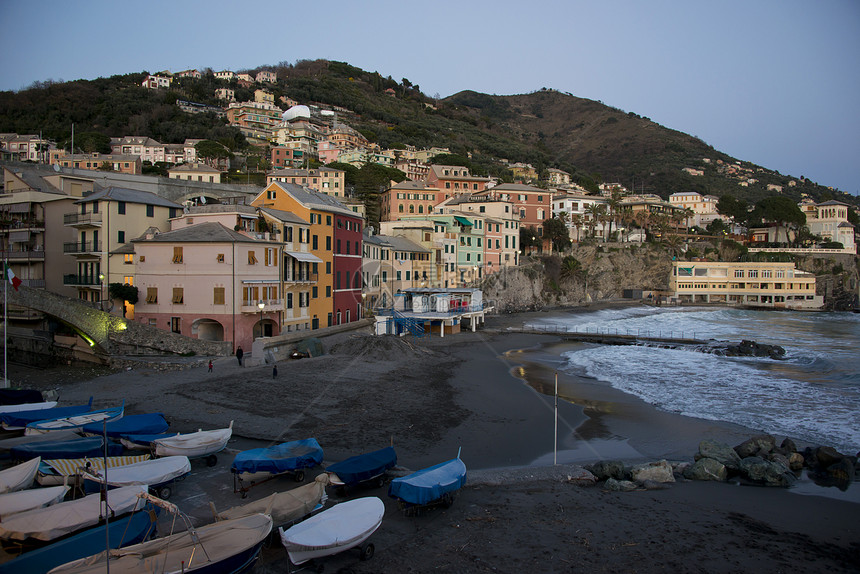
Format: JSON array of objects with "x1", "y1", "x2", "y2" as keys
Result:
[{"x1": 703, "y1": 340, "x2": 787, "y2": 360}]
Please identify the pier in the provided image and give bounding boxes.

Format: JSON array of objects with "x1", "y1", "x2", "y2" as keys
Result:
[{"x1": 491, "y1": 323, "x2": 710, "y2": 348}]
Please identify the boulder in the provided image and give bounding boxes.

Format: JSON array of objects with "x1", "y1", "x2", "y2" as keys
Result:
[
  {"x1": 683, "y1": 457, "x2": 727, "y2": 481},
  {"x1": 815, "y1": 446, "x2": 845, "y2": 468},
  {"x1": 826, "y1": 458, "x2": 855, "y2": 483},
  {"x1": 604, "y1": 477, "x2": 638, "y2": 492},
  {"x1": 566, "y1": 468, "x2": 599, "y2": 486},
  {"x1": 586, "y1": 460, "x2": 626, "y2": 481},
  {"x1": 734, "y1": 435, "x2": 776, "y2": 458},
  {"x1": 779, "y1": 437, "x2": 798, "y2": 454},
  {"x1": 738, "y1": 456, "x2": 797, "y2": 487},
  {"x1": 630, "y1": 460, "x2": 675, "y2": 484},
  {"x1": 788, "y1": 452, "x2": 805, "y2": 471},
  {"x1": 767, "y1": 452, "x2": 791, "y2": 471},
  {"x1": 697, "y1": 439, "x2": 742, "y2": 471},
  {"x1": 640, "y1": 479, "x2": 671, "y2": 491}
]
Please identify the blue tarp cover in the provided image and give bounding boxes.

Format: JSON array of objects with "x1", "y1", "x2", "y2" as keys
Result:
[
  {"x1": 327, "y1": 446, "x2": 397, "y2": 486},
  {"x1": 11, "y1": 436, "x2": 123, "y2": 460},
  {"x1": 82, "y1": 413, "x2": 168, "y2": 437},
  {"x1": 388, "y1": 457, "x2": 467, "y2": 506},
  {"x1": 231, "y1": 438, "x2": 323, "y2": 475},
  {"x1": 119, "y1": 433, "x2": 178, "y2": 447},
  {"x1": 0, "y1": 397, "x2": 93, "y2": 428}
]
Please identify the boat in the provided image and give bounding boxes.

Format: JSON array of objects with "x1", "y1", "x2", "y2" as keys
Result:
[
  {"x1": 0, "y1": 504, "x2": 158, "y2": 574},
  {"x1": 0, "y1": 429, "x2": 82, "y2": 455},
  {"x1": 0, "y1": 484, "x2": 147, "y2": 542},
  {"x1": 48, "y1": 506, "x2": 273, "y2": 574},
  {"x1": 118, "y1": 432, "x2": 178, "y2": 450},
  {"x1": 278, "y1": 497, "x2": 384, "y2": 565},
  {"x1": 81, "y1": 412, "x2": 168, "y2": 437},
  {"x1": 24, "y1": 401, "x2": 124, "y2": 435},
  {"x1": 231, "y1": 438, "x2": 324, "y2": 497},
  {"x1": 152, "y1": 420, "x2": 233, "y2": 465},
  {"x1": 326, "y1": 446, "x2": 397, "y2": 491},
  {"x1": 0, "y1": 400, "x2": 58, "y2": 415},
  {"x1": 388, "y1": 456, "x2": 467, "y2": 511},
  {"x1": 37, "y1": 454, "x2": 152, "y2": 486},
  {"x1": 81, "y1": 455, "x2": 190, "y2": 499},
  {"x1": 214, "y1": 473, "x2": 329, "y2": 527},
  {"x1": 0, "y1": 397, "x2": 93, "y2": 431},
  {"x1": 0, "y1": 485, "x2": 68, "y2": 519},
  {"x1": 0, "y1": 389, "x2": 45, "y2": 407},
  {"x1": 10, "y1": 435, "x2": 123, "y2": 461},
  {"x1": 0, "y1": 456, "x2": 41, "y2": 493}
]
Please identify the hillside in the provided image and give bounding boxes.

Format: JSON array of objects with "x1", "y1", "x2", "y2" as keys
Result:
[{"x1": 0, "y1": 59, "x2": 855, "y2": 207}]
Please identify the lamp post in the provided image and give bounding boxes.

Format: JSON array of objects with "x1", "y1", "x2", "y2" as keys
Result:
[
  {"x1": 98, "y1": 273, "x2": 105, "y2": 310},
  {"x1": 257, "y1": 300, "x2": 265, "y2": 339}
]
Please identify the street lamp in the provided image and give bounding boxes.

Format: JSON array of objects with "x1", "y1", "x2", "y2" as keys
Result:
[
  {"x1": 257, "y1": 300, "x2": 265, "y2": 338},
  {"x1": 98, "y1": 273, "x2": 105, "y2": 309}
]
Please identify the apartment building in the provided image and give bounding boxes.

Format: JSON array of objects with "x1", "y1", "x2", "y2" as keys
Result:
[
  {"x1": 426, "y1": 165, "x2": 490, "y2": 199},
  {"x1": 380, "y1": 180, "x2": 441, "y2": 221},
  {"x1": 266, "y1": 168, "x2": 345, "y2": 196}
]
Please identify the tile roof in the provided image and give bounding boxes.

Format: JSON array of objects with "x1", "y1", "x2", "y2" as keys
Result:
[
  {"x1": 75, "y1": 186, "x2": 183, "y2": 208},
  {"x1": 132, "y1": 221, "x2": 261, "y2": 244}
]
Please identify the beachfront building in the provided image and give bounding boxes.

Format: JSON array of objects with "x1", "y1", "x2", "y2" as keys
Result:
[
  {"x1": 799, "y1": 199, "x2": 856, "y2": 253},
  {"x1": 374, "y1": 288, "x2": 489, "y2": 337},
  {"x1": 552, "y1": 193, "x2": 609, "y2": 242},
  {"x1": 419, "y1": 213, "x2": 485, "y2": 286},
  {"x1": 669, "y1": 260, "x2": 822, "y2": 309},
  {"x1": 472, "y1": 183, "x2": 551, "y2": 243},
  {"x1": 433, "y1": 195, "x2": 519, "y2": 273},
  {"x1": 379, "y1": 219, "x2": 457, "y2": 288}
]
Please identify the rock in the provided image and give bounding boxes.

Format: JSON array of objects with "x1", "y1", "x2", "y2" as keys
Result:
[
  {"x1": 630, "y1": 460, "x2": 675, "y2": 484},
  {"x1": 788, "y1": 452, "x2": 805, "y2": 471},
  {"x1": 738, "y1": 456, "x2": 797, "y2": 487},
  {"x1": 566, "y1": 469, "x2": 598, "y2": 486},
  {"x1": 586, "y1": 460, "x2": 626, "y2": 481},
  {"x1": 697, "y1": 439, "x2": 742, "y2": 471},
  {"x1": 604, "y1": 477, "x2": 638, "y2": 492},
  {"x1": 779, "y1": 438, "x2": 797, "y2": 454},
  {"x1": 734, "y1": 435, "x2": 776, "y2": 458},
  {"x1": 672, "y1": 461, "x2": 692, "y2": 477},
  {"x1": 767, "y1": 453, "x2": 791, "y2": 471},
  {"x1": 826, "y1": 458, "x2": 855, "y2": 483},
  {"x1": 640, "y1": 479, "x2": 671, "y2": 491},
  {"x1": 815, "y1": 446, "x2": 845, "y2": 468},
  {"x1": 683, "y1": 458, "x2": 727, "y2": 481}
]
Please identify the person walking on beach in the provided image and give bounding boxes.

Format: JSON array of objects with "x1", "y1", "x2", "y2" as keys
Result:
[
  {"x1": 236, "y1": 346, "x2": 244, "y2": 367},
  {"x1": 208, "y1": 360, "x2": 213, "y2": 372},
  {"x1": 272, "y1": 364, "x2": 278, "y2": 379}
]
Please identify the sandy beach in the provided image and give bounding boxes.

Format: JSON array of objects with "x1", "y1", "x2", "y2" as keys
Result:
[{"x1": 4, "y1": 306, "x2": 859, "y2": 573}]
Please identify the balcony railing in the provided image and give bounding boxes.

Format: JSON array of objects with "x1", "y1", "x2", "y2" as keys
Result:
[
  {"x1": 1, "y1": 249, "x2": 45, "y2": 260},
  {"x1": 240, "y1": 299, "x2": 284, "y2": 313},
  {"x1": 63, "y1": 274, "x2": 103, "y2": 286},
  {"x1": 64, "y1": 212, "x2": 103, "y2": 226},
  {"x1": 284, "y1": 272, "x2": 318, "y2": 284},
  {"x1": 63, "y1": 241, "x2": 102, "y2": 254}
]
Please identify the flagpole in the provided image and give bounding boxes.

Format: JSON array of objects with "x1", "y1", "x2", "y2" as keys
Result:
[
  {"x1": 3, "y1": 257, "x2": 7, "y2": 389},
  {"x1": 553, "y1": 371, "x2": 558, "y2": 465}
]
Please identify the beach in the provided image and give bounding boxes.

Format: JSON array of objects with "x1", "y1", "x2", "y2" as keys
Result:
[{"x1": 5, "y1": 307, "x2": 860, "y2": 573}]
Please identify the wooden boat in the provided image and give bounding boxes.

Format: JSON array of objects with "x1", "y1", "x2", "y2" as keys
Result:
[
  {"x1": 278, "y1": 497, "x2": 384, "y2": 565},
  {"x1": 48, "y1": 507, "x2": 273, "y2": 574},
  {"x1": 81, "y1": 412, "x2": 168, "y2": 437},
  {"x1": 0, "y1": 504, "x2": 157, "y2": 574},
  {"x1": 0, "y1": 485, "x2": 68, "y2": 519},
  {"x1": 0, "y1": 429, "x2": 82, "y2": 454},
  {"x1": 37, "y1": 454, "x2": 151, "y2": 486},
  {"x1": 118, "y1": 432, "x2": 177, "y2": 450},
  {"x1": 0, "y1": 397, "x2": 93, "y2": 431},
  {"x1": 326, "y1": 446, "x2": 397, "y2": 491},
  {"x1": 0, "y1": 485, "x2": 147, "y2": 542},
  {"x1": 0, "y1": 456, "x2": 41, "y2": 493},
  {"x1": 214, "y1": 473, "x2": 329, "y2": 527},
  {"x1": 24, "y1": 401, "x2": 124, "y2": 435},
  {"x1": 0, "y1": 400, "x2": 57, "y2": 415},
  {"x1": 231, "y1": 438, "x2": 323, "y2": 497},
  {"x1": 152, "y1": 420, "x2": 232, "y2": 465},
  {"x1": 388, "y1": 456, "x2": 467, "y2": 511},
  {"x1": 10, "y1": 435, "x2": 123, "y2": 461},
  {"x1": 81, "y1": 455, "x2": 190, "y2": 499}
]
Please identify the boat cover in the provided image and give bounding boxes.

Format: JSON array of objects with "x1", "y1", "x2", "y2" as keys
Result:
[
  {"x1": 0, "y1": 457, "x2": 40, "y2": 493},
  {"x1": 231, "y1": 438, "x2": 323, "y2": 475},
  {"x1": 153, "y1": 425, "x2": 232, "y2": 458},
  {"x1": 0, "y1": 485, "x2": 69, "y2": 519},
  {"x1": 280, "y1": 497, "x2": 384, "y2": 564},
  {"x1": 25, "y1": 402, "x2": 124, "y2": 434},
  {"x1": 327, "y1": 446, "x2": 397, "y2": 486},
  {"x1": 0, "y1": 389, "x2": 44, "y2": 406},
  {"x1": 11, "y1": 436, "x2": 123, "y2": 461},
  {"x1": 82, "y1": 455, "x2": 190, "y2": 487},
  {"x1": 48, "y1": 513, "x2": 272, "y2": 574},
  {"x1": 0, "y1": 397, "x2": 93, "y2": 429},
  {"x1": 45, "y1": 454, "x2": 151, "y2": 476},
  {"x1": 0, "y1": 504, "x2": 157, "y2": 574},
  {"x1": 217, "y1": 474, "x2": 330, "y2": 526},
  {"x1": 119, "y1": 433, "x2": 178, "y2": 450},
  {"x1": 0, "y1": 400, "x2": 57, "y2": 415},
  {"x1": 0, "y1": 485, "x2": 147, "y2": 541},
  {"x1": 81, "y1": 412, "x2": 168, "y2": 437},
  {"x1": 388, "y1": 458, "x2": 467, "y2": 506},
  {"x1": 0, "y1": 430, "x2": 81, "y2": 453}
]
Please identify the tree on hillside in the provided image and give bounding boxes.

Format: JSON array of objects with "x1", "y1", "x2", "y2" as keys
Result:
[
  {"x1": 195, "y1": 140, "x2": 233, "y2": 166},
  {"x1": 716, "y1": 194, "x2": 749, "y2": 227},
  {"x1": 543, "y1": 217, "x2": 571, "y2": 252},
  {"x1": 749, "y1": 196, "x2": 806, "y2": 245},
  {"x1": 520, "y1": 226, "x2": 541, "y2": 254},
  {"x1": 62, "y1": 131, "x2": 111, "y2": 154}
]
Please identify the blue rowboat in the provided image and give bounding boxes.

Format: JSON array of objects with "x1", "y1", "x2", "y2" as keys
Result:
[
  {"x1": 327, "y1": 446, "x2": 397, "y2": 488},
  {"x1": 388, "y1": 457, "x2": 467, "y2": 508},
  {"x1": 81, "y1": 412, "x2": 168, "y2": 437},
  {"x1": 231, "y1": 438, "x2": 323, "y2": 496},
  {"x1": 11, "y1": 436, "x2": 123, "y2": 461},
  {"x1": 25, "y1": 402, "x2": 124, "y2": 435},
  {"x1": 0, "y1": 397, "x2": 93, "y2": 430}
]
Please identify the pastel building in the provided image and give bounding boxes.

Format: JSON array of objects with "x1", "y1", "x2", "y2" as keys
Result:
[
  {"x1": 426, "y1": 165, "x2": 490, "y2": 198},
  {"x1": 379, "y1": 219, "x2": 457, "y2": 288},
  {"x1": 266, "y1": 168, "x2": 345, "y2": 196},
  {"x1": 380, "y1": 180, "x2": 441, "y2": 221},
  {"x1": 799, "y1": 200, "x2": 856, "y2": 253}
]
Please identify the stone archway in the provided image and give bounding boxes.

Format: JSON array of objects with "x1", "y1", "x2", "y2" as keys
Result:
[{"x1": 192, "y1": 318, "x2": 225, "y2": 341}]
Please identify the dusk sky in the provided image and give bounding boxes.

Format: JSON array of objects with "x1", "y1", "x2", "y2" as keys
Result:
[{"x1": 2, "y1": 0, "x2": 857, "y2": 195}]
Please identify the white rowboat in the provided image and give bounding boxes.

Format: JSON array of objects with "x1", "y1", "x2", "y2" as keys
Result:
[
  {"x1": 153, "y1": 421, "x2": 232, "y2": 459},
  {"x1": 0, "y1": 485, "x2": 69, "y2": 520},
  {"x1": 0, "y1": 457, "x2": 41, "y2": 494}
]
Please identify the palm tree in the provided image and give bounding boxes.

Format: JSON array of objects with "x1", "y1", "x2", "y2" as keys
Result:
[
  {"x1": 570, "y1": 214, "x2": 584, "y2": 242},
  {"x1": 585, "y1": 203, "x2": 605, "y2": 239}
]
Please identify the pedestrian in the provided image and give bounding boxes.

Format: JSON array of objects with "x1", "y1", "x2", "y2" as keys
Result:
[
  {"x1": 208, "y1": 360, "x2": 213, "y2": 372},
  {"x1": 236, "y1": 346, "x2": 244, "y2": 366},
  {"x1": 272, "y1": 364, "x2": 278, "y2": 379}
]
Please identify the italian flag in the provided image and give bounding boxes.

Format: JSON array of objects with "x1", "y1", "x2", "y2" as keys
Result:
[{"x1": 4, "y1": 263, "x2": 21, "y2": 291}]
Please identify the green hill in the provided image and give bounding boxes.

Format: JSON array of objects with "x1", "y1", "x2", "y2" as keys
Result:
[{"x1": 0, "y1": 59, "x2": 855, "y2": 208}]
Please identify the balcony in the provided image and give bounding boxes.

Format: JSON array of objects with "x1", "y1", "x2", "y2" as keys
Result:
[
  {"x1": 64, "y1": 274, "x2": 103, "y2": 286},
  {"x1": 240, "y1": 299, "x2": 285, "y2": 313},
  {"x1": 1, "y1": 249, "x2": 45, "y2": 260},
  {"x1": 283, "y1": 272, "x2": 318, "y2": 284},
  {"x1": 64, "y1": 212, "x2": 103, "y2": 228},
  {"x1": 63, "y1": 241, "x2": 102, "y2": 256}
]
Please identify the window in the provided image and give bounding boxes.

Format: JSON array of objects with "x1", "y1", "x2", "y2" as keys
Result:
[
  {"x1": 214, "y1": 287, "x2": 225, "y2": 305},
  {"x1": 326, "y1": 286, "x2": 331, "y2": 297},
  {"x1": 146, "y1": 205, "x2": 154, "y2": 217},
  {"x1": 286, "y1": 293, "x2": 293, "y2": 309},
  {"x1": 248, "y1": 250, "x2": 257, "y2": 265},
  {"x1": 326, "y1": 236, "x2": 331, "y2": 250},
  {"x1": 171, "y1": 317, "x2": 181, "y2": 334},
  {"x1": 265, "y1": 248, "x2": 274, "y2": 266},
  {"x1": 145, "y1": 288, "x2": 158, "y2": 303},
  {"x1": 172, "y1": 287, "x2": 184, "y2": 304},
  {"x1": 336, "y1": 271, "x2": 341, "y2": 289},
  {"x1": 117, "y1": 201, "x2": 126, "y2": 214},
  {"x1": 217, "y1": 253, "x2": 225, "y2": 263},
  {"x1": 312, "y1": 286, "x2": 318, "y2": 298},
  {"x1": 124, "y1": 253, "x2": 133, "y2": 264},
  {"x1": 117, "y1": 230, "x2": 125, "y2": 243},
  {"x1": 326, "y1": 261, "x2": 331, "y2": 274},
  {"x1": 312, "y1": 235, "x2": 318, "y2": 249},
  {"x1": 172, "y1": 247, "x2": 183, "y2": 263}
]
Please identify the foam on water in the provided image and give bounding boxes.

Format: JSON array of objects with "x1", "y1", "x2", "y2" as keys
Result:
[{"x1": 540, "y1": 307, "x2": 860, "y2": 454}]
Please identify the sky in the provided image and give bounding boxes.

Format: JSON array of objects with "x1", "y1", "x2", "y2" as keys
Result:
[{"x1": 1, "y1": 0, "x2": 858, "y2": 195}]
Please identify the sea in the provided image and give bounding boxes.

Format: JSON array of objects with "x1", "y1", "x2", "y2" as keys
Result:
[{"x1": 525, "y1": 306, "x2": 860, "y2": 456}]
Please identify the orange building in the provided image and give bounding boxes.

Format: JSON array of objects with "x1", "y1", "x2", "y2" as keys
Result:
[{"x1": 380, "y1": 180, "x2": 441, "y2": 221}]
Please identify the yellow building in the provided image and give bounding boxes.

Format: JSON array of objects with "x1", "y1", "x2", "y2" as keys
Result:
[{"x1": 669, "y1": 261, "x2": 822, "y2": 309}]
